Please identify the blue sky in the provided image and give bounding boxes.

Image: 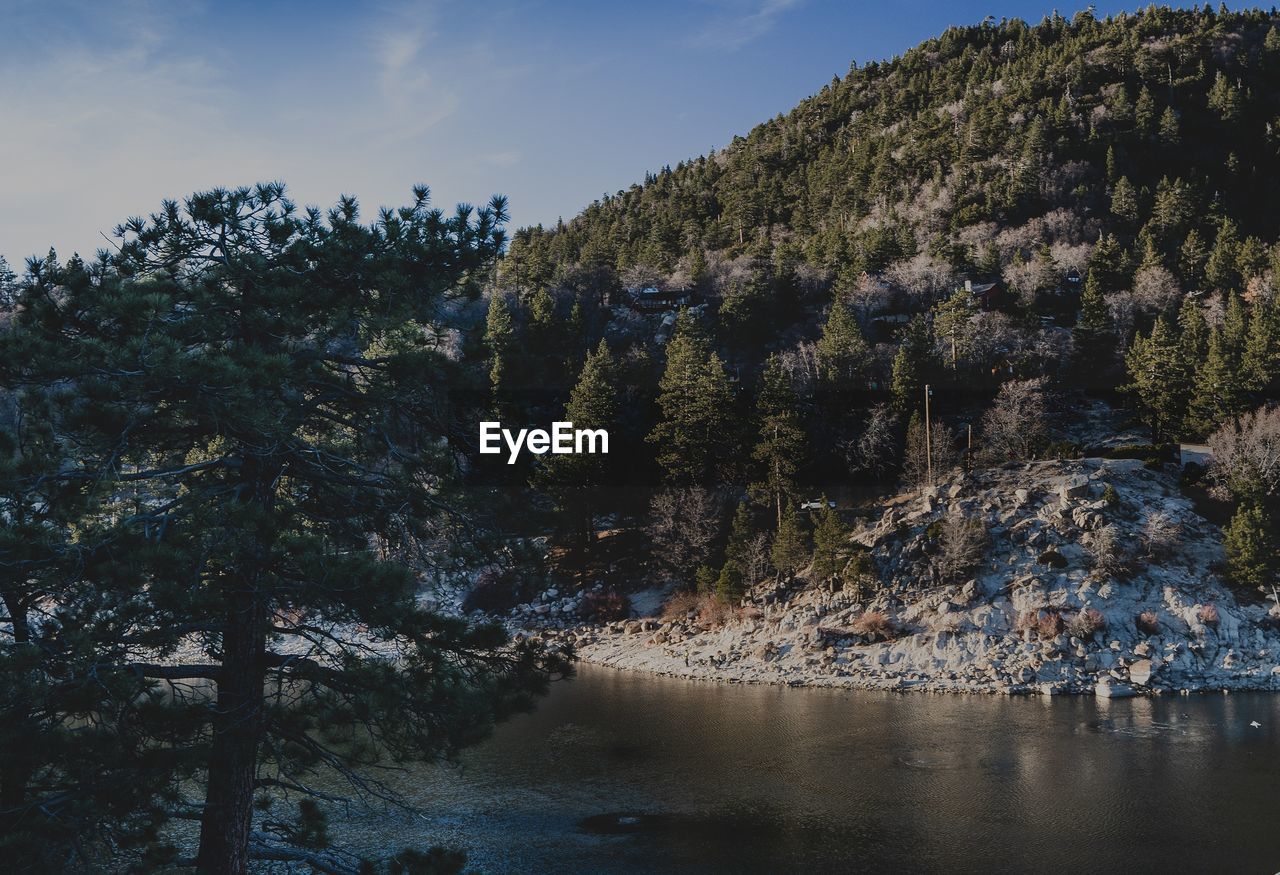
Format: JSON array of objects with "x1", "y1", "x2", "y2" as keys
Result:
[{"x1": 1, "y1": 0, "x2": 1213, "y2": 265}]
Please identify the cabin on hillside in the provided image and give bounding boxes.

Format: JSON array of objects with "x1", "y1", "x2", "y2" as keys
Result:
[
  {"x1": 628, "y1": 286, "x2": 690, "y2": 313},
  {"x1": 962, "y1": 278, "x2": 1006, "y2": 310}
]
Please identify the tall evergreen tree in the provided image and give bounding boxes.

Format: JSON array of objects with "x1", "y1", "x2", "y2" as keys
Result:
[
  {"x1": 538, "y1": 340, "x2": 619, "y2": 581},
  {"x1": 810, "y1": 503, "x2": 848, "y2": 590},
  {"x1": 648, "y1": 311, "x2": 737, "y2": 485},
  {"x1": 484, "y1": 290, "x2": 517, "y2": 402},
  {"x1": 1224, "y1": 502, "x2": 1277, "y2": 591},
  {"x1": 890, "y1": 316, "x2": 932, "y2": 415},
  {"x1": 1124, "y1": 316, "x2": 1191, "y2": 443},
  {"x1": 1, "y1": 185, "x2": 561, "y2": 873},
  {"x1": 770, "y1": 501, "x2": 809, "y2": 582},
  {"x1": 816, "y1": 299, "x2": 870, "y2": 386},
  {"x1": 1188, "y1": 328, "x2": 1246, "y2": 435},
  {"x1": 750, "y1": 354, "x2": 807, "y2": 528},
  {"x1": 1243, "y1": 296, "x2": 1280, "y2": 393}
]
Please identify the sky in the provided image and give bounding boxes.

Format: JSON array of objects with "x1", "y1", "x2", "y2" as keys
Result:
[{"x1": 0, "y1": 0, "x2": 1216, "y2": 266}]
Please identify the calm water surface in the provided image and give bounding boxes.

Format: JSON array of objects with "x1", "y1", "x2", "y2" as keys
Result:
[{"x1": 335, "y1": 665, "x2": 1280, "y2": 873}]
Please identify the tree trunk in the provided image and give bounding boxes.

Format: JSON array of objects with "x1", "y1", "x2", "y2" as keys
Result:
[
  {"x1": 196, "y1": 589, "x2": 265, "y2": 875},
  {"x1": 0, "y1": 587, "x2": 32, "y2": 814}
]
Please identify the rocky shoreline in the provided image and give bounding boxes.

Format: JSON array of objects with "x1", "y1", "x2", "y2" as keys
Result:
[{"x1": 509, "y1": 458, "x2": 1280, "y2": 697}]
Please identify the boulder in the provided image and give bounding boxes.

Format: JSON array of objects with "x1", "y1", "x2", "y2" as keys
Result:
[
  {"x1": 1059, "y1": 475, "x2": 1091, "y2": 501},
  {"x1": 1096, "y1": 678, "x2": 1136, "y2": 698},
  {"x1": 1129, "y1": 658, "x2": 1156, "y2": 686}
]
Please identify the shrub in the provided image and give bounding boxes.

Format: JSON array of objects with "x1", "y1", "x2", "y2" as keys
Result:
[
  {"x1": 1142, "y1": 510, "x2": 1183, "y2": 559},
  {"x1": 1040, "y1": 440, "x2": 1083, "y2": 460},
  {"x1": 1036, "y1": 610, "x2": 1066, "y2": 638},
  {"x1": 1136, "y1": 610, "x2": 1161, "y2": 635},
  {"x1": 696, "y1": 594, "x2": 735, "y2": 627},
  {"x1": 936, "y1": 509, "x2": 989, "y2": 581},
  {"x1": 851, "y1": 611, "x2": 897, "y2": 642},
  {"x1": 1067, "y1": 607, "x2": 1106, "y2": 637},
  {"x1": 661, "y1": 590, "x2": 701, "y2": 622},
  {"x1": 580, "y1": 588, "x2": 632, "y2": 621},
  {"x1": 661, "y1": 591, "x2": 738, "y2": 627},
  {"x1": 1101, "y1": 483, "x2": 1119, "y2": 505},
  {"x1": 1199, "y1": 603, "x2": 1220, "y2": 627},
  {"x1": 1090, "y1": 525, "x2": 1133, "y2": 577},
  {"x1": 1037, "y1": 549, "x2": 1068, "y2": 568},
  {"x1": 1102, "y1": 443, "x2": 1169, "y2": 461}
]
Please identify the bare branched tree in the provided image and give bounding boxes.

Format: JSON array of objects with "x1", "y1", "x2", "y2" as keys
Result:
[
  {"x1": 848, "y1": 404, "x2": 900, "y2": 480},
  {"x1": 646, "y1": 487, "x2": 723, "y2": 580},
  {"x1": 1142, "y1": 510, "x2": 1183, "y2": 560},
  {"x1": 935, "y1": 507, "x2": 989, "y2": 580},
  {"x1": 903, "y1": 416, "x2": 960, "y2": 488},
  {"x1": 1208, "y1": 405, "x2": 1280, "y2": 501},
  {"x1": 979, "y1": 377, "x2": 1049, "y2": 463}
]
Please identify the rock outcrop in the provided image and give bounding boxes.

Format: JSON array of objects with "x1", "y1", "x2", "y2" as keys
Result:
[{"x1": 532, "y1": 458, "x2": 1280, "y2": 695}]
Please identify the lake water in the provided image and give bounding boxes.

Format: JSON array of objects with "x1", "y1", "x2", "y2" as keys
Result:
[{"x1": 335, "y1": 664, "x2": 1280, "y2": 873}]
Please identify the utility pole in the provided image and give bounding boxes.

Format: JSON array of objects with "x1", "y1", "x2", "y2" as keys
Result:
[{"x1": 924, "y1": 383, "x2": 933, "y2": 486}]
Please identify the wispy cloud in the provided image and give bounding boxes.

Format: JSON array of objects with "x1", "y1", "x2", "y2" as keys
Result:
[
  {"x1": 366, "y1": 1, "x2": 459, "y2": 137},
  {"x1": 686, "y1": 0, "x2": 803, "y2": 51},
  {"x1": 0, "y1": 2, "x2": 264, "y2": 260}
]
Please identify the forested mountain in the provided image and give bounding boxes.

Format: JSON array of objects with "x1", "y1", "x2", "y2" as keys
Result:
[
  {"x1": 508, "y1": 5, "x2": 1280, "y2": 291},
  {"x1": 478, "y1": 5, "x2": 1280, "y2": 606}
]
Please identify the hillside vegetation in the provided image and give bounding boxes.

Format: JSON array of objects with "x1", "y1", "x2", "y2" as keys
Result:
[{"x1": 475, "y1": 6, "x2": 1280, "y2": 615}]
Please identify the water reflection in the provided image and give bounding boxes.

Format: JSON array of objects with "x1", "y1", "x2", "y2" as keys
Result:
[{"x1": 328, "y1": 666, "x2": 1280, "y2": 873}]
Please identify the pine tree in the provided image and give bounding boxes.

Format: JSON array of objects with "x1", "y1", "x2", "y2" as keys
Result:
[
  {"x1": 1243, "y1": 296, "x2": 1280, "y2": 393},
  {"x1": 816, "y1": 299, "x2": 870, "y2": 386},
  {"x1": 695, "y1": 564, "x2": 717, "y2": 596},
  {"x1": 484, "y1": 290, "x2": 517, "y2": 401},
  {"x1": 749, "y1": 354, "x2": 806, "y2": 528},
  {"x1": 1208, "y1": 70, "x2": 1241, "y2": 123},
  {"x1": 0, "y1": 255, "x2": 15, "y2": 308},
  {"x1": 1158, "y1": 106, "x2": 1181, "y2": 146},
  {"x1": 717, "y1": 501, "x2": 754, "y2": 602},
  {"x1": 1124, "y1": 316, "x2": 1190, "y2": 443},
  {"x1": 1078, "y1": 269, "x2": 1111, "y2": 333},
  {"x1": 1223, "y1": 292, "x2": 1248, "y2": 360},
  {"x1": 1134, "y1": 86, "x2": 1156, "y2": 138},
  {"x1": 1187, "y1": 328, "x2": 1246, "y2": 435},
  {"x1": 0, "y1": 185, "x2": 562, "y2": 873},
  {"x1": 715, "y1": 561, "x2": 746, "y2": 603},
  {"x1": 811, "y1": 503, "x2": 848, "y2": 589},
  {"x1": 1110, "y1": 176, "x2": 1139, "y2": 225},
  {"x1": 1224, "y1": 503, "x2": 1277, "y2": 591},
  {"x1": 1205, "y1": 219, "x2": 1243, "y2": 293},
  {"x1": 890, "y1": 316, "x2": 932, "y2": 415},
  {"x1": 538, "y1": 340, "x2": 619, "y2": 581},
  {"x1": 1178, "y1": 295, "x2": 1209, "y2": 364},
  {"x1": 648, "y1": 311, "x2": 737, "y2": 484},
  {"x1": 770, "y1": 501, "x2": 809, "y2": 581}
]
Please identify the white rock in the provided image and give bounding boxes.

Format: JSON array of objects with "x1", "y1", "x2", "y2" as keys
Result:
[{"x1": 1096, "y1": 679, "x2": 1136, "y2": 698}]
